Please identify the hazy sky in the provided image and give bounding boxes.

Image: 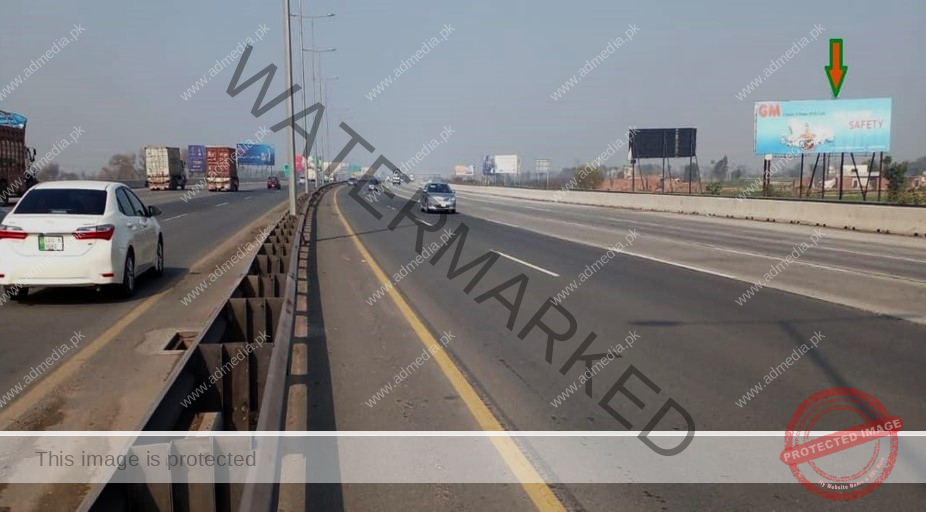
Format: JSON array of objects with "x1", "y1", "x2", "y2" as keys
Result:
[{"x1": 1, "y1": 0, "x2": 924, "y2": 175}]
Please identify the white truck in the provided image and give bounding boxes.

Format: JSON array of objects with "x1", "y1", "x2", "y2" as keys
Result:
[{"x1": 145, "y1": 146, "x2": 186, "y2": 190}]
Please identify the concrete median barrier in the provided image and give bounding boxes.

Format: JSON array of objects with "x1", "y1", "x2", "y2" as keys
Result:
[{"x1": 453, "y1": 184, "x2": 926, "y2": 236}]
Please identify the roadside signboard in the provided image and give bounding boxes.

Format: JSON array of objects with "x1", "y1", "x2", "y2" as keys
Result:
[{"x1": 754, "y1": 98, "x2": 892, "y2": 155}]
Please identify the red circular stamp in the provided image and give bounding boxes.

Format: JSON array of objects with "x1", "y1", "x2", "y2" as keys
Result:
[{"x1": 780, "y1": 388, "x2": 901, "y2": 501}]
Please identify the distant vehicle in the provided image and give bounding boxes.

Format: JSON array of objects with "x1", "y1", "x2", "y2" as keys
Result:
[
  {"x1": 0, "y1": 110, "x2": 38, "y2": 206},
  {"x1": 367, "y1": 178, "x2": 380, "y2": 192},
  {"x1": 391, "y1": 172, "x2": 402, "y2": 186},
  {"x1": 298, "y1": 177, "x2": 306, "y2": 185},
  {"x1": 267, "y1": 176, "x2": 281, "y2": 190},
  {"x1": 347, "y1": 177, "x2": 358, "y2": 186},
  {"x1": 420, "y1": 182, "x2": 456, "y2": 214},
  {"x1": 205, "y1": 146, "x2": 239, "y2": 192},
  {"x1": 0, "y1": 181, "x2": 164, "y2": 300},
  {"x1": 145, "y1": 146, "x2": 186, "y2": 191}
]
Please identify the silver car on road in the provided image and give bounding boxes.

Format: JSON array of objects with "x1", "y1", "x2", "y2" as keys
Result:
[{"x1": 419, "y1": 182, "x2": 456, "y2": 214}]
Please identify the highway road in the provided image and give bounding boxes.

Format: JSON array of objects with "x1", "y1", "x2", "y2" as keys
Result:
[
  {"x1": 0, "y1": 182, "x2": 291, "y2": 428},
  {"x1": 312, "y1": 183, "x2": 926, "y2": 511}
]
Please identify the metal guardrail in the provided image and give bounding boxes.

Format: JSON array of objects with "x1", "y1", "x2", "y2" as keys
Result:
[{"x1": 86, "y1": 183, "x2": 339, "y2": 512}]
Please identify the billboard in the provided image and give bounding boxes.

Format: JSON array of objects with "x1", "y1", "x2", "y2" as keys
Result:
[
  {"x1": 0, "y1": 111, "x2": 27, "y2": 129},
  {"x1": 454, "y1": 164, "x2": 474, "y2": 176},
  {"x1": 235, "y1": 143, "x2": 276, "y2": 166},
  {"x1": 494, "y1": 154, "x2": 520, "y2": 174},
  {"x1": 629, "y1": 128, "x2": 697, "y2": 159},
  {"x1": 754, "y1": 98, "x2": 892, "y2": 155},
  {"x1": 187, "y1": 145, "x2": 206, "y2": 174},
  {"x1": 535, "y1": 159, "x2": 551, "y2": 173},
  {"x1": 482, "y1": 155, "x2": 496, "y2": 175}
]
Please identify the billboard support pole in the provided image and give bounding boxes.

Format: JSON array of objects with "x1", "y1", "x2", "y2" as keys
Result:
[
  {"x1": 631, "y1": 161, "x2": 636, "y2": 192},
  {"x1": 838, "y1": 152, "x2": 845, "y2": 200},
  {"x1": 799, "y1": 153, "x2": 805, "y2": 198},
  {"x1": 693, "y1": 155, "x2": 703, "y2": 194},
  {"x1": 688, "y1": 156, "x2": 693, "y2": 195},
  {"x1": 820, "y1": 153, "x2": 830, "y2": 199},
  {"x1": 661, "y1": 132, "x2": 667, "y2": 194},
  {"x1": 877, "y1": 152, "x2": 883, "y2": 202},
  {"x1": 762, "y1": 159, "x2": 769, "y2": 196},
  {"x1": 851, "y1": 153, "x2": 865, "y2": 202},
  {"x1": 808, "y1": 154, "x2": 820, "y2": 197}
]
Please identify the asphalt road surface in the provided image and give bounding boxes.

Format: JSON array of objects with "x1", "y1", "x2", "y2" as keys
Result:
[{"x1": 313, "y1": 183, "x2": 926, "y2": 511}]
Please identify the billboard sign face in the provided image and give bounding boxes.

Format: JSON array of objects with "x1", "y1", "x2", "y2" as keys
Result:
[
  {"x1": 482, "y1": 155, "x2": 496, "y2": 175},
  {"x1": 236, "y1": 143, "x2": 276, "y2": 166},
  {"x1": 494, "y1": 154, "x2": 520, "y2": 174},
  {"x1": 454, "y1": 165, "x2": 468, "y2": 176},
  {"x1": 188, "y1": 145, "x2": 206, "y2": 174},
  {"x1": 629, "y1": 128, "x2": 697, "y2": 159},
  {"x1": 535, "y1": 159, "x2": 551, "y2": 173},
  {"x1": 754, "y1": 98, "x2": 891, "y2": 155}
]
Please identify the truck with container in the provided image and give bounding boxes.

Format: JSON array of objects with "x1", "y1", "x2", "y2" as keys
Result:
[
  {"x1": 206, "y1": 146, "x2": 239, "y2": 192},
  {"x1": 187, "y1": 145, "x2": 206, "y2": 176},
  {"x1": 0, "y1": 110, "x2": 38, "y2": 207},
  {"x1": 145, "y1": 146, "x2": 186, "y2": 191}
]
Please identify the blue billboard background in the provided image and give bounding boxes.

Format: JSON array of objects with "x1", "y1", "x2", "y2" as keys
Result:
[
  {"x1": 187, "y1": 145, "x2": 205, "y2": 174},
  {"x1": 236, "y1": 143, "x2": 276, "y2": 166},
  {"x1": 754, "y1": 98, "x2": 891, "y2": 155}
]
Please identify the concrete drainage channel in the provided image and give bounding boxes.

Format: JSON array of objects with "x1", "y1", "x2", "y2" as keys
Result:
[{"x1": 85, "y1": 183, "x2": 337, "y2": 512}]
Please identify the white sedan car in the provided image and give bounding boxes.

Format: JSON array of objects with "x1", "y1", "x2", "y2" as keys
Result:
[{"x1": 0, "y1": 181, "x2": 164, "y2": 300}]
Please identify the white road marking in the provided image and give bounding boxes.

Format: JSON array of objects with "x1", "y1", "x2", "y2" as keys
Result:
[
  {"x1": 215, "y1": 202, "x2": 229, "y2": 207},
  {"x1": 492, "y1": 250, "x2": 560, "y2": 277},
  {"x1": 416, "y1": 217, "x2": 435, "y2": 226},
  {"x1": 487, "y1": 219, "x2": 521, "y2": 229},
  {"x1": 622, "y1": 250, "x2": 739, "y2": 281},
  {"x1": 523, "y1": 205, "x2": 555, "y2": 213},
  {"x1": 245, "y1": 196, "x2": 253, "y2": 200},
  {"x1": 163, "y1": 213, "x2": 188, "y2": 222}
]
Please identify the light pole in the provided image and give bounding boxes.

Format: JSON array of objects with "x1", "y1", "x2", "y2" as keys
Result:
[
  {"x1": 319, "y1": 75, "x2": 340, "y2": 175},
  {"x1": 282, "y1": 0, "x2": 297, "y2": 215},
  {"x1": 291, "y1": 10, "x2": 334, "y2": 192},
  {"x1": 303, "y1": 47, "x2": 336, "y2": 182}
]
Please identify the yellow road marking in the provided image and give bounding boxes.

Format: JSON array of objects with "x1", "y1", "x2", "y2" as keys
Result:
[
  {"x1": 334, "y1": 191, "x2": 565, "y2": 512},
  {"x1": 0, "y1": 203, "x2": 290, "y2": 427}
]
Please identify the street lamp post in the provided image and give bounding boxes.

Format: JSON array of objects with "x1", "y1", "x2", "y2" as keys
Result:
[
  {"x1": 303, "y1": 47, "x2": 336, "y2": 182},
  {"x1": 319, "y1": 75, "x2": 340, "y2": 175},
  {"x1": 292, "y1": 10, "x2": 334, "y2": 194},
  {"x1": 282, "y1": 0, "x2": 297, "y2": 216}
]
